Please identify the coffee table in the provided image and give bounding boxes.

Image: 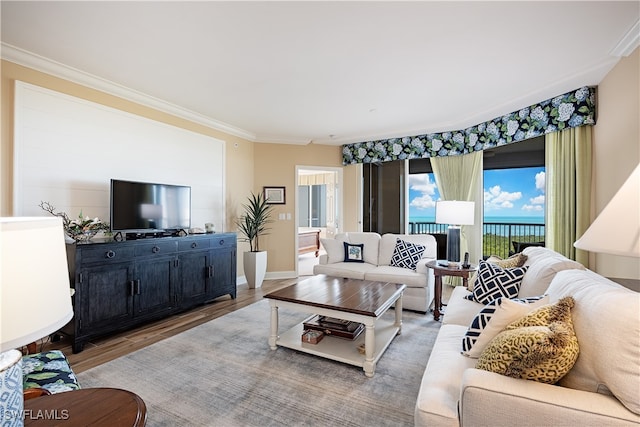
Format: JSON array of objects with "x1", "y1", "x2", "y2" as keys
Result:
[{"x1": 264, "y1": 275, "x2": 406, "y2": 377}]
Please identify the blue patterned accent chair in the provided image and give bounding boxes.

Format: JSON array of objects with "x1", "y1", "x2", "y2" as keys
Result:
[{"x1": 22, "y1": 350, "x2": 80, "y2": 395}]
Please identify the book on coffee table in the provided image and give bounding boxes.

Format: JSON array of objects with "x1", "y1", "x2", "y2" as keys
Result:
[{"x1": 303, "y1": 315, "x2": 364, "y2": 340}]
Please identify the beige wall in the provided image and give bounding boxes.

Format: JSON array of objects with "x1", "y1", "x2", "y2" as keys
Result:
[
  {"x1": 252, "y1": 142, "x2": 359, "y2": 276},
  {"x1": 591, "y1": 47, "x2": 640, "y2": 279},
  {"x1": 0, "y1": 59, "x2": 357, "y2": 279}
]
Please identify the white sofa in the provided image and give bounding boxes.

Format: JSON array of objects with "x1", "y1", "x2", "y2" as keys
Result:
[
  {"x1": 313, "y1": 232, "x2": 437, "y2": 313},
  {"x1": 414, "y1": 246, "x2": 640, "y2": 426}
]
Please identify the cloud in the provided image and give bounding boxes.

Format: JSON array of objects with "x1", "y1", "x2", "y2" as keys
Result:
[
  {"x1": 535, "y1": 171, "x2": 545, "y2": 192},
  {"x1": 409, "y1": 174, "x2": 438, "y2": 210},
  {"x1": 522, "y1": 204, "x2": 544, "y2": 212},
  {"x1": 484, "y1": 185, "x2": 522, "y2": 210},
  {"x1": 409, "y1": 174, "x2": 437, "y2": 195},
  {"x1": 410, "y1": 195, "x2": 437, "y2": 210},
  {"x1": 529, "y1": 195, "x2": 545, "y2": 205}
]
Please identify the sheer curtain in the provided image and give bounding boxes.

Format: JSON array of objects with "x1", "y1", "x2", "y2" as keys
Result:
[
  {"x1": 545, "y1": 126, "x2": 592, "y2": 266},
  {"x1": 431, "y1": 151, "x2": 483, "y2": 265}
]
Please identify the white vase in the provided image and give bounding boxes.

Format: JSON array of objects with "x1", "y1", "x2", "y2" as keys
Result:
[{"x1": 244, "y1": 251, "x2": 267, "y2": 289}]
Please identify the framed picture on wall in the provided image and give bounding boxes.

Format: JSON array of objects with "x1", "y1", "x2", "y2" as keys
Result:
[{"x1": 264, "y1": 186, "x2": 286, "y2": 204}]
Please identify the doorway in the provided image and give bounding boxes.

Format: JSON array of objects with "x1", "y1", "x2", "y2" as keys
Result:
[{"x1": 295, "y1": 166, "x2": 342, "y2": 276}]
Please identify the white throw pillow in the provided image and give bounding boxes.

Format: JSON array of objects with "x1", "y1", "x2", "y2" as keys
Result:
[
  {"x1": 462, "y1": 295, "x2": 550, "y2": 358},
  {"x1": 320, "y1": 238, "x2": 345, "y2": 264}
]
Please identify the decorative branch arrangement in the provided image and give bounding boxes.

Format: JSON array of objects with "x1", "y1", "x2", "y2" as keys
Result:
[{"x1": 39, "y1": 201, "x2": 110, "y2": 242}]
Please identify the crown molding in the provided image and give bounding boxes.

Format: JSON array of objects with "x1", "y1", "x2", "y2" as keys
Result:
[
  {"x1": 610, "y1": 19, "x2": 640, "y2": 57},
  {"x1": 1, "y1": 43, "x2": 257, "y2": 142}
]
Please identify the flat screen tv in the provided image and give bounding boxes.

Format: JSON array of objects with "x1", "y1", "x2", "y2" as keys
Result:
[{"x1": 110, "y1": 179, "x2": 191, "y2": 232}]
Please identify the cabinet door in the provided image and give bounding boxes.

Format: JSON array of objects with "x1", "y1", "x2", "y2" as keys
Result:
[
  {"x1": 210, "y1": 246, "x2": 237, "y2": 300},
  {"x1": 77, "y1": 262, "x2": 134, "y2": 333},
  {"x1": 134, "y1": 256, "x2": 176, "y2": 318},
  {"x1": 177, "y1": 251, "x2": 209, "y2": 308}
]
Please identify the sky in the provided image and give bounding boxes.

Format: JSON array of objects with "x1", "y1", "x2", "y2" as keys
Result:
[{"x1": 408, "y1": 166, "x2": 546, "y2": 221}]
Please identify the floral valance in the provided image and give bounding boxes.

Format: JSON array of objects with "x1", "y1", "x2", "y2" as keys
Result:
[{"x1": 342, "y1": 86, "x2": 596, "y2": 165}]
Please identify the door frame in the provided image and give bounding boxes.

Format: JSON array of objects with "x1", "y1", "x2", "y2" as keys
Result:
[{"x1": 294, "y1": 165, "x2": 344, "y2": 276}]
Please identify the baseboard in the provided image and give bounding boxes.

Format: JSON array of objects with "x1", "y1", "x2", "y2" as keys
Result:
[{"x1": 236, "y1": 270, "x2": 298, "y2": 286}]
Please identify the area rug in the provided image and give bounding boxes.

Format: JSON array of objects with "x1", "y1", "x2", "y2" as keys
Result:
[{"x1": 78, "y1": 299, "x2": 441, "y2": 427}]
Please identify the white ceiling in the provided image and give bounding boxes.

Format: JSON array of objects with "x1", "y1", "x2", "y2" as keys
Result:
[{"x1": 1, "y1": 1, "x2": 639, "y2": 146}]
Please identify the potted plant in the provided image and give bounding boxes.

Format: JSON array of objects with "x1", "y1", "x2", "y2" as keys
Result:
[{"x1": 236, "y1": 192, "x2": 274, "y2": 288}]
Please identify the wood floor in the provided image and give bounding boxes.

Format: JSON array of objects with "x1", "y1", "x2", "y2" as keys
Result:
[{"x1": 29, "y1": 278, "x2": 302, "y2": 374}]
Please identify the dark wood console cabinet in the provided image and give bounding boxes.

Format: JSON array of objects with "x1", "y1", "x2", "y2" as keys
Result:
[{"x1": 65, "y1": 233, "x2": 237, "y2": 352}]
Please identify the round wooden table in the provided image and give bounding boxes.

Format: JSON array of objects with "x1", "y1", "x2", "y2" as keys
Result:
[
  {"x1": 426, "y1": 260, "x2": 477, "y2": 321},
  {"x1": 24, "y1": 387, "x2": 147, "y2": 426}
]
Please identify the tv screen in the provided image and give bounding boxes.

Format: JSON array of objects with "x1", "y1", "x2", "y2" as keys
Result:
[{"x1": 110, "y1": 179, "x2": 191, "y2": 232}]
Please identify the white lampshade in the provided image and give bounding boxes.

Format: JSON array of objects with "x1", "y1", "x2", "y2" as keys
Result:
[
  {"x1": 574, "y1": 164, "x2": 640, "y2": 257},
  {"x1": 435, "y1": 201, "x2": 475, "y2": 226},
  {"x1": 1, "y1": 217, "x2": 74, "y2": 352}
]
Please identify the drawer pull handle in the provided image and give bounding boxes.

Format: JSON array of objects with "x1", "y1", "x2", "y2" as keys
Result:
[
  {"x1": 152, "y1": 246, "x2": 160, "y2": 253},
  {"x1": 105, "y1": 250, "x2": 116, "y2": 259},
  {"x1": 191, "y1": 242, "x2": 198, "y2": 249}
]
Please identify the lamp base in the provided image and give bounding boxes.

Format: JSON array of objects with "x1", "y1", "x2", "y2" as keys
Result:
[{"x1": 446, "y1": 226, "x2": 461, "y2": 263}]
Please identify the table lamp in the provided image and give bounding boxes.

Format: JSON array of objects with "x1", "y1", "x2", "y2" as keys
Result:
[
  {"x1": 574, "y1": 164, "x2": 640, "y2": 257},
  {"x1": 435, "y1": 200, "x2": 475, "y2": 265},
  {"x1": 1, "y1": 217, "x2": 74, "y2": 353}
]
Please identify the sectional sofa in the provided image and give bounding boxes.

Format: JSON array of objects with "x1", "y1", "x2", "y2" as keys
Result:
[
  {"x1": 414, "y1": 246, "x2": 640, "y2": 426},
  {"x1": 313, "y1": 232, "x2": 437, "y2": 313}
]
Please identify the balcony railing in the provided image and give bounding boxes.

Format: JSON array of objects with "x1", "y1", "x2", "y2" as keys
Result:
[{"x1": 409, "y1": 221, "x2": 545, "y2": 259}]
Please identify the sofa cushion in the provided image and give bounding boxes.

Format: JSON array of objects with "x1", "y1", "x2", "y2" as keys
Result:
[
  {"x1": 441, "y1": 286, "x2": 484, "y2": 327},
  {"x1": 378, "y1": 233, "x2": 437, "y2": 266},
  {"x1": 364, "y1": 265, "x2": 429, "y2": 288},
  {"x1": 466, "y1": 261, "x2": 528, "y2": 305},
  {"x1": 320, "y1": 237, "x2": 346, "y2": 264},
  {"x1": 312, "y1": 262, "x2": 376, "y2": 280},
  {"x1": 343, "y1": 242, "x2": 364, "y2": 263},
  {"x1": 461, "y1": 295, "x2": 549, "y2": 358},
  {"x1": 343, "y1": 232, "x2": 381, "y2": 265},
  {"x1": 546, "y1": 270, "x2": 640, "y2": 415},
  {"x1": 519, "y1": 247, "x2": 584, "y2": 297},
  {"x1": 415, "y1": 324, "x2": 477, "y2": 427},
  {"x1": 390, "y1": 238, "x2": 425, "y2": 270}
]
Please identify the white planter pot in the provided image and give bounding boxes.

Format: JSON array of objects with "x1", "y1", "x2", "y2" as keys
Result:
[{"x1": 244, "y1": 251, "x2": 267, "y2": 289}]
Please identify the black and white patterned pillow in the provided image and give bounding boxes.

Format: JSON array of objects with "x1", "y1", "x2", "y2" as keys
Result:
[
  {"x1": 461, "y1": 295, "x2": 548, "y2": 357},
  {"x1": 465, "y1": 261, "x2": 528, "y2": 305},
  {"x1": 390, "y1": 238, "x2": 426, "y2": 270}
]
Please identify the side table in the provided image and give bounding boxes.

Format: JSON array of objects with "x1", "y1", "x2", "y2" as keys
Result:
[
  {"x1": 426, "y1": 260, "x2": 477, "y2": 321},
  {"x1": 24, "y1": 387, "x2": 147, "y2": 426}
]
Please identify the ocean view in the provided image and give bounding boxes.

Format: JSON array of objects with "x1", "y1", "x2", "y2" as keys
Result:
[{"x1": 409, "y1": 216, "x2": 545, "y2": 225}]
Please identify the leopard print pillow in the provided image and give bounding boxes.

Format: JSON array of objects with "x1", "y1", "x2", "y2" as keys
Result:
[
  {"x1": 506, "y1": 295, "x2": 574, "y2": 330},
  {"x1": 475, "y1": 297, "x2": 579, "y2": 384}
]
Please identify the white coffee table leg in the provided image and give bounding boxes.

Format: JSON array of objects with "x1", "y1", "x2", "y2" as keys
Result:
[
  {"x1": 269, "y1": 302, "x2": 279, "y2": 350},
  {"x1": 363, "y1": 323, "x2": 375, "y2": 377},
  {"x1": 395, "y1": 293, "x2": 403, "y2": 335}
]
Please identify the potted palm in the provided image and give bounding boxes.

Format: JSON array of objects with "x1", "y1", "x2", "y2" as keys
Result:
[{"x1": 236, "y1": 192, "x2": 274, "y2": 288}]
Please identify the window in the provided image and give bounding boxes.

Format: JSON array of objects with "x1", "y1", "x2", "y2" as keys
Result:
[{"x1": 407, "y1": 136, "x2": 545, "y2": 257}]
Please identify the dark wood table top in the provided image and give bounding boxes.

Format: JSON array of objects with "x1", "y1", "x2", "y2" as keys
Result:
[
  {"x1": 24, "y1": 387, "x2": 146, "y2": 426},
  {"x1": 426, "y1": 260, "x2": 477, "y2": 275},
  {"x1": 264, "y1": 275, "x2": 406, "y2": 317}
]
